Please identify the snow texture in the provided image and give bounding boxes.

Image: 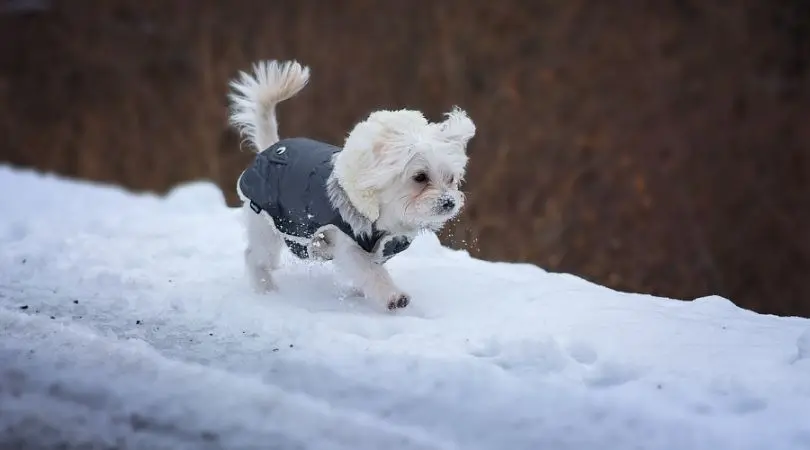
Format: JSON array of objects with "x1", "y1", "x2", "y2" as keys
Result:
[{"x1": 1, "y1": 164, "x2": 810, "y2": 450}]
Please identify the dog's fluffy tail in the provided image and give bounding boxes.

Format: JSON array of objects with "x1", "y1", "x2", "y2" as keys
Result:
[{"x1": 228, "y1": 60, "x2": 310, "y2": 152}]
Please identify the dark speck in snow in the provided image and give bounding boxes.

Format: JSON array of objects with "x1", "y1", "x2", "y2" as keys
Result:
[
  {"x1": 19, "y1": 305, "x2": 28, "y2": 310},
  {"x1": 50, "y1": 316, "x2": 55, "y2": 320},
  {"x1": 73, "y1": 300, "x2": 79, "y2": 304},
  {"x1": 209, "y1": 333, "x2": 213, "y2": 336},
  {"x1": 272, "y1": 348, "x2": 279, "y2": 352},
  {"x1": 289, "y1": 344, "x2": 294, "y2": 348},
  {"x1": 200, "y1": 431, "x2": 218, "y2": 442},
  {"x1": 136, "y1": 320, "x2": 141, "y2": 325}
]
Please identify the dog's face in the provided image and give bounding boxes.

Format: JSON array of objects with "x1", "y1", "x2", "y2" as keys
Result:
[
  {"x1": 376, "y1": 139, "x2": 468, "y2": 230},
  {"x1": 335, "y1": 108, "x2": 475, "y2": 232}
]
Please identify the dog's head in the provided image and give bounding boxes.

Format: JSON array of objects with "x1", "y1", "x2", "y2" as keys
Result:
[{"x1": 333, "y1": 107, "x2": 475, "y2": 232}]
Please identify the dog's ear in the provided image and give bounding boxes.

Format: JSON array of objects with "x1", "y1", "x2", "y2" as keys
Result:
[{"x1": 436, "y1": 106, "x2": 476, "y2": 148}]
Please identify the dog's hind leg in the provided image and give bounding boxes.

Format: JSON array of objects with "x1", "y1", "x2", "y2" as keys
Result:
[{"x1": 242, "y1": 203, "x2": 284, "y2": 292}]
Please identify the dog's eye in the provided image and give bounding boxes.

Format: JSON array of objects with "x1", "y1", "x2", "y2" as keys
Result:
[{"x1": 412, "y1": 172, "x2": 428, "y2": 183}]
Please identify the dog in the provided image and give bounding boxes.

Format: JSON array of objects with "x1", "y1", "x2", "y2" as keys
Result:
[{"x1": 228, "y1": 60, "x2": 475, "y2": 310}]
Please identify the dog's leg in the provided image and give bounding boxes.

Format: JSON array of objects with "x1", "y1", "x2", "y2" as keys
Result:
[
  {"x1": 242, "y1": 204, "x2": 283, "y2": 292},
  {"x1": 331, "y1": 232, "x2": 410, "y2": 310}
]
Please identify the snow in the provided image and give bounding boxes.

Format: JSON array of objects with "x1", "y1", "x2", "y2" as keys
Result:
[{"x1": 1, "y1": 164, "x2": 810, "y2": 450}]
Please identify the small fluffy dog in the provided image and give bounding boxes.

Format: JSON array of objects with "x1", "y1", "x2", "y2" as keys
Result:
[{"x1": 228, "y1": 60, "x2": 475, "y2": 310}]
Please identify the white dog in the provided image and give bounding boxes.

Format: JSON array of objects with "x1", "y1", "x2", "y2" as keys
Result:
[{"x1": 228, "y1": 60, "x2": 475, "y2": 310}]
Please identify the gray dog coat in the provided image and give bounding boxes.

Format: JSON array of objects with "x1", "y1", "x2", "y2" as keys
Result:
[{"x1": 237, "y1": 137, "x2": 412, "y2": 263}]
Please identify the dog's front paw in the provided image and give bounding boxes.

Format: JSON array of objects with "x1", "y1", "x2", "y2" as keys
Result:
[{"x1": 386, "y1": 292, "x2": 411, "y2": 310}]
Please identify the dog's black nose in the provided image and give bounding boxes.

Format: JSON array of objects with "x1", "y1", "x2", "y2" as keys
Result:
[{"x1": 440, "y1": 197, "x2": 456, "y2": 211}]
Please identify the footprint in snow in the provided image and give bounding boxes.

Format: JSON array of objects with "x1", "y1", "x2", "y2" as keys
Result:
[
  {"x1": 705, "y1": 377, "x2": 768, "y2": 414},
  {"x1": 791, "y1": 328, "x2": 810, "y2": 364},
  {"x1": 468, "y1": 337, "x2": 570, "y2": 376},
  {"x1": 564, "y1": 340, "x2": 599, "y2": 365},
  {"x1": 582, "y1": 360, "x2": 642, "y2": 388}
]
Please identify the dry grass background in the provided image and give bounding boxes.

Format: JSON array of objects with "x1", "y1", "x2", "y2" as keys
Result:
[{"x1": 1, "y1": 0, "x2": 808, "y2": 316}]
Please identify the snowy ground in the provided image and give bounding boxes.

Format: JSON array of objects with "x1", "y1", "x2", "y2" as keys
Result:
[{"x1": 1, "y1": 165, "x2": 810, "y2": 450}]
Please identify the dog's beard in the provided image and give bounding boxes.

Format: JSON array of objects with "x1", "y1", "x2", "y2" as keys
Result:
[{"x1": 377, "y1": 186, "x2": 464, "y2": 232}]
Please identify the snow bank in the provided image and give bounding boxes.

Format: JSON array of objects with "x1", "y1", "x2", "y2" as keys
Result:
[{"x1": 1, "y1": 165, "x2": 809, "y2": 450}]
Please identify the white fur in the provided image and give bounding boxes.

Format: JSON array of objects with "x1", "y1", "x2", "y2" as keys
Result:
[{"x1": 228, "y1": 60, "x2": 475, "y2": 311}]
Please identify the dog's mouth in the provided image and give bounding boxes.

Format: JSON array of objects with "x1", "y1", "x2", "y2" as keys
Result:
[
  {"x1": 432, "y1": 208, "x2": 457, "y2": 219},
  {"x1": 423, "y1": 208, "x2": 460, "y2": 226}
]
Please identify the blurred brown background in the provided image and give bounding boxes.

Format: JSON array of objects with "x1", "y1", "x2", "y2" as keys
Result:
[{"x1": 1, "y1": 0, "x2": 807, "y2": 316}]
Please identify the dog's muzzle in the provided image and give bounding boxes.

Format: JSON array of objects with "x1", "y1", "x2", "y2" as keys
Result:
[{"x1": 435, "y1": 194, "x2": 457, "y2": 214}]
